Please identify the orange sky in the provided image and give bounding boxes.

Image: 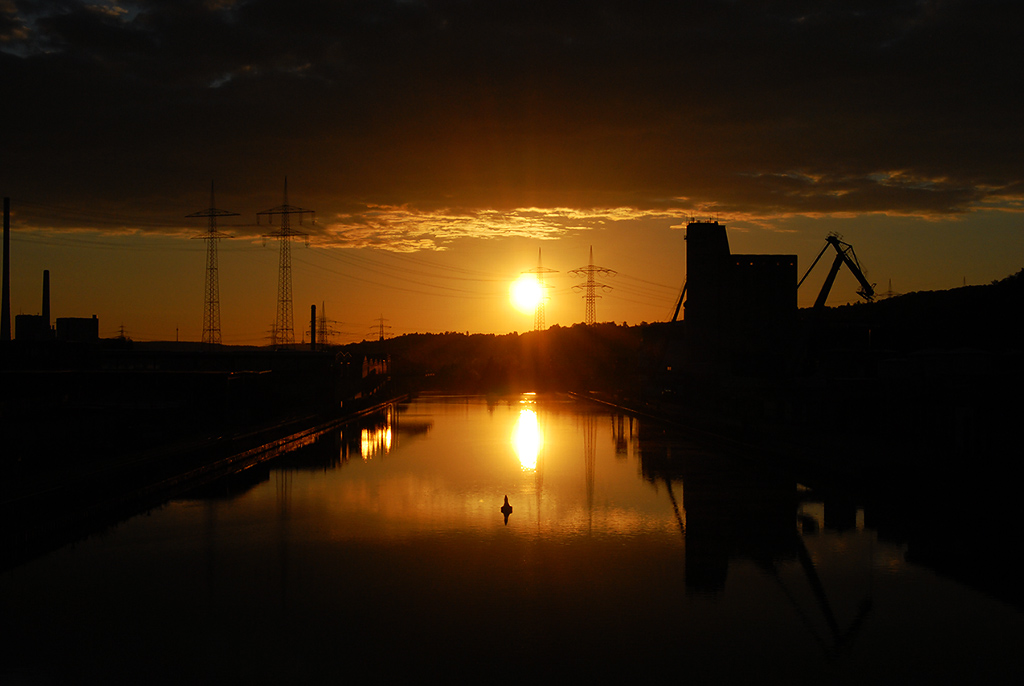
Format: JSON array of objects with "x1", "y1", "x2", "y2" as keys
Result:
[{"x1": 3, "y1": 2, "x2": 1022, "y2": 343}]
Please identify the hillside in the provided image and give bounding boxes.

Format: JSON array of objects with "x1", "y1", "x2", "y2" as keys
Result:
[{"x1": 816, "y1": 269, "x2": 1024, "y2": 352}]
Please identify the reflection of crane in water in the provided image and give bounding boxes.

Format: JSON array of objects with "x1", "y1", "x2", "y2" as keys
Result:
[
  {"x1": 639, "y1": 420, "x2": 873, "y2": 662},
  {"x1": 764, "y1": 526, "x2": 874, "y2": 662}
]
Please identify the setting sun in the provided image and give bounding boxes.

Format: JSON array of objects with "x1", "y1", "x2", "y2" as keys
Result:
[{"x1": 510, "y1": 274, "x2": 543, "y2": 314}]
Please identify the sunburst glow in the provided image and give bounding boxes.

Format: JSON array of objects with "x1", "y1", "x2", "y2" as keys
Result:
[{"x1": 510, "y1": 274, "x2": 543, "y2": 314}]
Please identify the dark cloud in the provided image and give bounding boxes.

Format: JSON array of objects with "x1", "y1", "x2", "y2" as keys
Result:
[{"x1": 2, "y1": 0, "x2": 1022, "y2": 233}]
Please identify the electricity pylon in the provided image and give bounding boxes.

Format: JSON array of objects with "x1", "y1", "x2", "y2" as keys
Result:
[
  {"x1": 372, "y1": 314, "x2": 391, "y2": 342},
  {"x1": 568, "y1": 246, "x2": 616, "y2": 325},
  {"x1": 187, "y1": 181, "x2": 237, "y2": 346},
  {"x1": 258, "y1": 178, "x2": 313, "y2": 347},
  {"x1": 309, "y1": 302, "x2": 338, "y2": 349},
  {"x1": 523, "y1": 248, "x2": 557, "y2": 331}
]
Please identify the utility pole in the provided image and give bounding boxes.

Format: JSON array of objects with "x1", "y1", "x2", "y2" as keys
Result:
[
  {"x1": 569, "y1": 246, "x2": 616, "y2": 325},
  {"x1": 187, "y1": 182, "x2": 237, "y2": 347},
  {"x1": 523, "y1": 248, "x2": 557, "y2": 331},
  {"x1": 258, "y1": 178, "x2": 313, "y2": 348}
]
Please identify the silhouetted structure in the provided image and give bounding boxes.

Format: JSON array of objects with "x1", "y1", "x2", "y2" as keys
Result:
[
  {"x1": 2, "y1": 197, "x2": 10, "y2": 341},
  {"x1": 42, "y1": 269, "x2": 50, "y2": 330},
  {"x1": 187, "y1": 182, "x2": 237, "y2": 346},
  {"x1": 523, "y1": 248, "x2": 557, "y2": 331},
  {"x1": 373, "y1": 314, "x2": 391, "y2": 342},
  {"x1": 259, "y1": 179, "x2": 313, "y2": 347},
  {"x1": 569, "y1": 246, "x2": 616, "y2": 325},
  {"x1": 798, "y1": 232, "x2": 874, "y2": 309},
  {"x1": 683, "y1": 220, "x2": 797, "y2": 374},
  {"x1": 55, "y1": 315, "x2": 99, "y2": 342},
  {"x1": 14, "y1": 270, "x2": 54, "y2": 341},
  {"x1": 310, "y1": 304, "x2": 315, "y2": 350},
  {"x1": 14, "y1": 314, "x2": 48, "y2": 341}
]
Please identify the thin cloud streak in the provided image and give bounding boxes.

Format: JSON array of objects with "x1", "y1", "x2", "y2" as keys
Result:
[{"x1": 316, "y1": 206, "x2": 696, "y2": 251}]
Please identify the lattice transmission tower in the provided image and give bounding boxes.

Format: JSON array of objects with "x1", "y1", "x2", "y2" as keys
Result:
[
  {"x1": 568, "y1": 246, "x2": 616, "y2": 325},
  {"x1": 309, "y1": 302, "x2": 339, "y2": 349},
  {"x1": 187, "y1": 182, "x2": 237, "y2": 346},
  {"x1": 258, "y1": 178, "x2": 313, "y2": 347},
  {"x1": 372, "y1": 314, "x2": 392, "y2": 342},
  {"x1": 523, "y1": 248, "x2": 557, "y2": 331}
]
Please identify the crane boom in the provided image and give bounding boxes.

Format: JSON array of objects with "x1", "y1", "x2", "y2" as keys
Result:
[{"x1": 798, "y1": 233, "x2": 875, "y2": 308}]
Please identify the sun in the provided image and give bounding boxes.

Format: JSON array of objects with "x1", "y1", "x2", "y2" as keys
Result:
[{"x1": 510, "y1": 274, "x2": 543, "y2": 314}]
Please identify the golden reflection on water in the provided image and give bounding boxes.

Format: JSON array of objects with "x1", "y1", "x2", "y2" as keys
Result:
[
  {"x1": 360, "y1": 424, "x2": 392, "y2": 459},
  {"x1": 512, "y1": 400, "x2": 542, "y2": 471}
]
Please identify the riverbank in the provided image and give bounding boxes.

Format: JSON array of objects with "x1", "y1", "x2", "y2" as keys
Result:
[{"x1": 0, "y1": 395, "x2": 407, "y2": 572}]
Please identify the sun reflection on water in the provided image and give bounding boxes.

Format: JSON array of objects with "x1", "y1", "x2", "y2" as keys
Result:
[{"x1": 512, "y1": 397, "x2": 542, "y2": 471}]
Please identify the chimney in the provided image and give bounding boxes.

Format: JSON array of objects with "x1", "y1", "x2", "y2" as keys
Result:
[
  {"x1": 42, "y1": 269, "x2": 50, "y2": 329},
  {"x1": 310, "y1": 304, "x2": 317, "y2": 351},
  {"x1": 2, "y1": 197, "x2": 10, "y2": 341}
]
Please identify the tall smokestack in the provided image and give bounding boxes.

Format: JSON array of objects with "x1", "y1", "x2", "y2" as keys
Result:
[
  {"x1": 2, "y1": 197, "x2": 10, "y2": 341},
  {"x1": 310, "y1": 304, "x2": 317, "y2": 351},
  {"x1": 42, "y1": 269, "x2": 50, "y2": 329}
]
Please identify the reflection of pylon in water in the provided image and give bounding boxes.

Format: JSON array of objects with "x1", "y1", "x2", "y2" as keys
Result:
[
  {"x1": 187, "y1": 182, "x2": 237, "y2": 346},
  {"x1": 583, "y1": 413, "x2": 597, "y2": 533},
  {"x1": 613, "y1": 414, "x2": 629, "y2": 456},
  {"x1": 258, "y1": 178, "x2": 313, "y2": 347},
  {"x1": 524, "y1": 248, "x2": 557, "y2": 331}
]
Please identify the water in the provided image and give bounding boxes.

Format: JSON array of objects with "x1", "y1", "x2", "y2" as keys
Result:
[{"x1": 2, "y1": 394, "x2": 1021, "y2": 684}]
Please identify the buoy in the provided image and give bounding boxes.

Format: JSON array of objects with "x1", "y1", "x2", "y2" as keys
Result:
[{"x1": 500, "y1": 495, "x2": 513, "y2": 524}]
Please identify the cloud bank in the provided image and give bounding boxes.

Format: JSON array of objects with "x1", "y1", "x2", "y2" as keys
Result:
[{"x1": 3, "y1": 0, "x2": 1022, "y2": 242}]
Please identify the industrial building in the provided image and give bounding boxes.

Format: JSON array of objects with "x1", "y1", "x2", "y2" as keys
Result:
[{"x1": 682, "y1": 220, "x2": 798, "y2": 375}]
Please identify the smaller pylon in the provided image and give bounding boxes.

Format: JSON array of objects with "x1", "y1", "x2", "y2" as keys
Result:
[
  {"x1": 523, "y1": 248, "x2": 557, "y2": 331},
  {"x1": 187, "y1": 182, "x2": 237, "y2": 346},
  {"x1": 372, "y1": 314, "x2": 391, "y2": 341},
  {"x1": 569, "y1": 246, "x2": 616, "y2": 325}
]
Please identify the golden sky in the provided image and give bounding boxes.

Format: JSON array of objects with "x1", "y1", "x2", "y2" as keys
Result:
[{"x1": 2, "y1": 1, "x2": 1022, "y2": 343}]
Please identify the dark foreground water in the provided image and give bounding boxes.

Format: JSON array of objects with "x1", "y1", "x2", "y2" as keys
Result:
[{"x1": 2, "y1": 394, "x2": 1021, "y2": 684}]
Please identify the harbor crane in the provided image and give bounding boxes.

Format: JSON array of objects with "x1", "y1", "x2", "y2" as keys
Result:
[{"x1": 798, "y1": 233, "x2": 875, "y2": 308}]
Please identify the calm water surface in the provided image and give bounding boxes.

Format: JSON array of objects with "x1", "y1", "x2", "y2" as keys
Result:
[{"x1": 2, "y1": 394, "x2": 1021, "y2": 684}]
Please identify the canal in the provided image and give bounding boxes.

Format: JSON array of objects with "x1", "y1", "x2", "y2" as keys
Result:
[{"x1": 2, "y1": 394, "x2": 1021, "y2": 683}]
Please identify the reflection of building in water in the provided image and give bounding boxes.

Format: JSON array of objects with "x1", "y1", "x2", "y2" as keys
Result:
[
  {"x1": 611, "y1": 414, "x2": 634, "y2": 459},
  {"x1": 360, "y1": 403, "x2": 396, "y2": 459},
  {"x1": 636, "y1": 420, "x2": 797, "y2": 594}
]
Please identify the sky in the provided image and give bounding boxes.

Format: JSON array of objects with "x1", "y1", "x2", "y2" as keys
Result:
[{"x1": 2, "y1": 0, "x2": 1022, "y2": 344}]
